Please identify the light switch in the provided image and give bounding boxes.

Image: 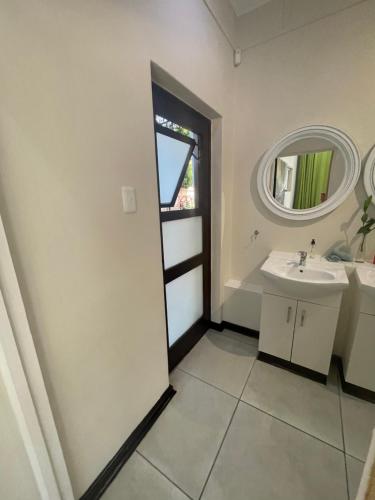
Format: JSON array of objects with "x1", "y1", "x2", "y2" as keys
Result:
[{"x1": 121, "y1": 186, "x2": 137, "y2": 213}]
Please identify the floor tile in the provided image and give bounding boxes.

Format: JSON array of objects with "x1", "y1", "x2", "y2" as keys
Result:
[
  {"x1": 201, "y1": 402, "x2": 347, "y2": 500},
  {"x1": 218, "y1": 329, "x2": 259, "y2": 347},
  {"x1": 137, "y1": 369, "x2": 237, "y2": 499},
  {"x1": 346, "y1": 455, "x2": 364, "y2": 500},
  {"x1": 341, "y1": 392, "x2": 375, "y2": 460},
  {"x1": 102, "y1": 452, "x2": 189, "y2": 500},
  {"x1": 241, "y1": 360, "x2": 343, "y2": 448},
  {"x1": 178, "y1": 331, "x2": 257, "y2": 397}
]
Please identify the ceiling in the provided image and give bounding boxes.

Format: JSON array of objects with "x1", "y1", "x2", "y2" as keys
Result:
[{"x1": 229, "y1": 0, "x2": 272, "y2": 17}]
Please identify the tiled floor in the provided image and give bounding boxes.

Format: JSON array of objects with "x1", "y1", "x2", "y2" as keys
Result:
[{"x1": 103, "y1": 329, "x2": 375, "y2": 500}]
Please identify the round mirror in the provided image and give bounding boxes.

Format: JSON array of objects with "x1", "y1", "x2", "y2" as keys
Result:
[
  {"x1": 363, "y1": 145, "x2": 375, "y2": 202},
  {"x1": 257, "y1": 125, "x2": 361, "y2": 220}
]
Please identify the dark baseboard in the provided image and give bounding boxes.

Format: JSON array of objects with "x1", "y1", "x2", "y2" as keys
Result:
[
  {"x1": 80, "y1": 385, "x2": 176, "y2": 500},
  {"x1": 258, "y1": 351, "x2": 327, "y2": 385},
  {"x1": 209, "y1": 320, "x2": 259, "y2": 339},
  {"x1": 209, "y1": 321, "x2": 224, "y2": 332},
  {"x1": 334, "y1": 355, "x2": 375, "y2": 403}
]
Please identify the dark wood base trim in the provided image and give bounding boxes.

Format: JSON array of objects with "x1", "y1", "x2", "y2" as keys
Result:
[
  {"x1": 334, "y1": 355, "x2": 375, "y2": 403},
  {"x1": 209, "y1": 321, "x2": 259, "y2": 339},
  {"x1": 80, "y1": 385, "x2": 176, "y2": 500},
  {"x1": 209, "y1": 321, "x2": 224, "y2": 332},
  {"x1": 168, "y1": 318, "x2": 208, "y2": 371},
  {"x1": 258, "y1": 351, "x2": 327, "y2": 385}
]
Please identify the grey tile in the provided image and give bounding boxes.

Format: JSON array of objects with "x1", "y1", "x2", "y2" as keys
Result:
[
  {"x1": 178, "y1": 331, "x2": 257, "y2": 397},
  {"x1": 201, "y1": 402, "x2": 347, "y2": 500},
  {"x1": 102, "y1": 452, "x2": 189, "y2": 500},
  {"x1": 217, "y1": 329, "x2": 259, "y2": 347},
  {"x1": 241, "y1": 360, "x2": 343, "y2": 449},
  {"x1": 346, "y1": 455, "x2": 364, "y2": 500},
  {"x1": 138, "y1": 370, "x2": 237, "y2": 499},
  {"x1": 341, "y1": 392, "x2": 375, "y2": 460}
]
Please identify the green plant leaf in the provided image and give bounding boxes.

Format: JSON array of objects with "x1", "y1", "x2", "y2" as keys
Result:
[
  {"x1": 364, "y1": 217, "x2": 375, "y2": 228},
  {"x1": 364, "y1": 195, "x2": 372, "y2": 212},
  {"x1": 362, "y1": 213, "x2": 368, "y2": 223},
  {"x1": 358, "y1": 219, "x2": 375, "y2": 235}
]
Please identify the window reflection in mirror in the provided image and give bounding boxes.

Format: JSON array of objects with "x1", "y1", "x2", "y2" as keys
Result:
[{"x1": 270, "y1": 138, "x2": 345, "y2": 210}]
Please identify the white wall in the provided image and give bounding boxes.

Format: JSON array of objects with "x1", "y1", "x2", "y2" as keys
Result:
[
  {"x1": 226, "y1": 0, "x2": 375, "y2": 346},
  {"x1": 0, "y1": 0, "x2": 235, "y2": 496}
]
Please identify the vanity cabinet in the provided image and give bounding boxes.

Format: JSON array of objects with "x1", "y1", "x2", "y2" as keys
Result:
[
  {"x1": 343, "y1": 282, "x2": 375, "y2": 393},
  {"x1": 259, "y1": 294, "x2": 296, "y2": 360},
  {"x1": 260, "y1": 292, "x2": 339, "y2": 376},
  {"x1": 344, "y1": 314, "x2": 375, "y2": 392},
  {"x1": 291, "y1": 301, "x2": 339, "y2": 374}
]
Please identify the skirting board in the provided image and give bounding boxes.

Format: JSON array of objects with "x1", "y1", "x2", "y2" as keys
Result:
[
  {"x1": 80, "y1": 385, "x2": 176, "y2": 500},
  {"x1": 258, "y1": 351, "x2": 327, "y2": 385},
  {"x1": 210, "y1": 320, "x2": 259, "y2": 339},
  {"x1": 334, "y1": 355, "x2": 375, "y2": 404}
]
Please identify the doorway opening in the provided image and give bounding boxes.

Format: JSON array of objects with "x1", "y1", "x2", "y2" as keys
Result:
[{"x1": 152, "y1": 83, "x2": 211, "y2": 371}]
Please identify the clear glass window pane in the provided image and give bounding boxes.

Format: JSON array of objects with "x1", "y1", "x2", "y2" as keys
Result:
[
  {"x1": 165, "y1": 266, "x2": 203, "y2": 346},
  {"x1": 162, "y1": 216, "x2": 202, "y2": 269},
  {"x1": 156, "y1": 132, "x2": 191, "y2": 205},
  {"x1": 156, "y1": 115, "x2": 199, "y2": 212},
  {"x1": 172, "y1": 157, "x2": 196, "y2": 210}
]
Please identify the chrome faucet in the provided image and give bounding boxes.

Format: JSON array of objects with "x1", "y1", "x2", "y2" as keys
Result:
[{"x1": 298, "y1": 251, "x2": 307, "y2": 266}]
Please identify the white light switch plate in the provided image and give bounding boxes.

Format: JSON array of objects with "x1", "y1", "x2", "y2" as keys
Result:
[{"x1": 121, "y1": 186, "x2": 137, "y2": 213}]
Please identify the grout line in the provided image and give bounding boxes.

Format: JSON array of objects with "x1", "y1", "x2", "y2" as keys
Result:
[
  {"x1": 240, "y1": 398, "x2": 346, "y2": 454},
  {"x1": 198, "y1": 399, "x2": 240, "y2": 500},
  {"x1": 337, "y1": 367, "x2": 350, "y2": 500},
  {"x1": 239, "y1": 360, "x2": 257, "y2": 400},
  {"x1": 136, "y1": 450, "x2": 193, "y2": 500},
  {"x1": 177, "y1": 343, "x2": 258, "y2": 400},
  {"x1": 198, "y1": 356, "x2": 257, "y2": 499},
  {"x1": 176, "y1": 367, "x2": 239, "y2": 399},
  {"x1": 345, "y1": 453, "x2": 365, "y2": 464}
]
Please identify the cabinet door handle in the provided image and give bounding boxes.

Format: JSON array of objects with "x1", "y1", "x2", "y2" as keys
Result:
[
  {"x1": 300, "y1": 310, "x2": 306, "y2": 327},
  {"x1": 286, "y1": 306, "x2": 292, "y2": 323}
]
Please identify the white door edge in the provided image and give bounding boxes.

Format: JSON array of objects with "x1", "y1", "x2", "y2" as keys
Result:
[{"x1": 0, "y1": 215, "x2": 74, "y2": 500}]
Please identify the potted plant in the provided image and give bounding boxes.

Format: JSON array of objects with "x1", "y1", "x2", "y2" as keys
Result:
[{"x1": 356, "y1": 195, "x2": 375, "y2": 262}]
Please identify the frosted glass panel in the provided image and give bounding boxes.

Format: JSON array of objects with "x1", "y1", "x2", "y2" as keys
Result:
[
  {"x1": 162, "y1": 216, "x2": 202, "y2": 269},
  {"x1": 156, "y1": 132, "x2": 191, "y2": 205},
  {"x1": 166, "y1": 266, "x2": 203, "y2": 346}
]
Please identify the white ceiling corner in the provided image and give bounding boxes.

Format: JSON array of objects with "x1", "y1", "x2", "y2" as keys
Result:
[{"x1": 229, "y1": 0, "x2": 272, "y2": 17}]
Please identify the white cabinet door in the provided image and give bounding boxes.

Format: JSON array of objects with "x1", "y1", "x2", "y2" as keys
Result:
[
  {"x1": 346, "y1": 313, "x2": 375, "y2": 392},
  {"x1": 259, "y1": 293, "x2": 296, "y2": 360},
  {"x1": 292, "y1": 301, "x2": 339, "y2": 375}
]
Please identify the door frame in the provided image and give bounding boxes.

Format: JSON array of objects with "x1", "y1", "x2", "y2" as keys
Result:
[
  {"x1": 152, "y1": 83, "x2": 211, "y2": 370},
  {"x1": 0, "y1": 214, "x2": 74, "y2": 500}
]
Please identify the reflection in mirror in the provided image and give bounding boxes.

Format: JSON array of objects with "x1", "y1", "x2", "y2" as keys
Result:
[{"x1": 270, "y1": 138, "x2": 345, "y2": 210}]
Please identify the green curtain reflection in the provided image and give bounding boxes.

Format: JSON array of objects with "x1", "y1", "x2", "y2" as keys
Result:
[{"x1": 293, "y1": 151, "x2": 333, "y2": 209}]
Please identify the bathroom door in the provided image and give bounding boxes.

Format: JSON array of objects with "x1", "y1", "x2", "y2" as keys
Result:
[{"x1": 152, "y1": 84, "x2": 211, "y2": 370}]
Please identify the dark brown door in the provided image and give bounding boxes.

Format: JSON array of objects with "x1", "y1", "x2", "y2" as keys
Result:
[{"x1": 152, "y1": 84, "x2": 211, "y2": 371}]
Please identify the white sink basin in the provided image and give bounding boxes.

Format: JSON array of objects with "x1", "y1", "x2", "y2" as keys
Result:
[
  {"x1": 285, "y1": 267, "x2": 336, "y2": 282},
  {"x1": 261, "y1": 251, "x2": 349, "y2": 295},
  {"x1": 355, "y1": 266, "x2": 375, "y2": 298}
]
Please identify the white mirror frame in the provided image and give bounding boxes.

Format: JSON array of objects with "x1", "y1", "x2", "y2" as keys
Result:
[
  {"x1": 363, "y1": 145, "x2": 375, "y2": 202},
  {"x1": 257, "y1": 125, "x2": 361, "y2": 221}
]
